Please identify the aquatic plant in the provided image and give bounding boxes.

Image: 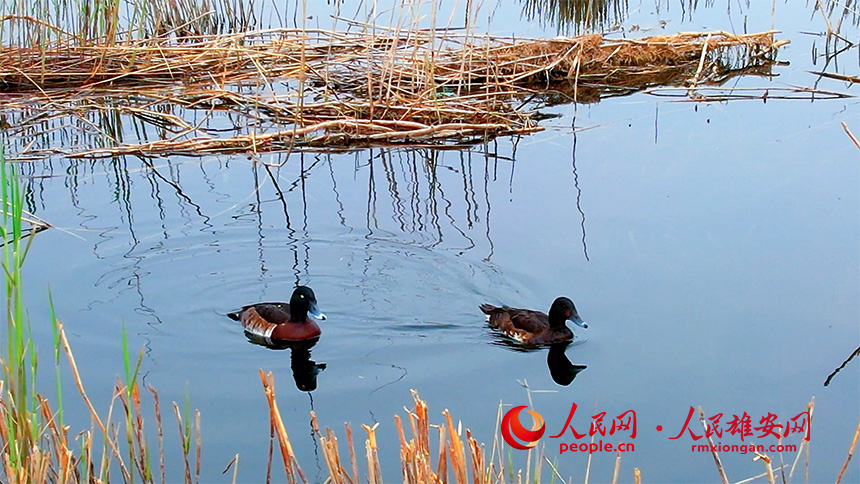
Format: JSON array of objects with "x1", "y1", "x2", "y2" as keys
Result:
[
  {"x1": 260, "y1": 374, "x2": 860, "y2": 484},
  {"x1": 0, "y1": 145, "x2": 202, "y2": 483},
  {"x1": 0, "y1": 143, "x2": 45, "y2": 483},
  {"x1": 0, "y1": 0, "x2": 797, "y2": 158},
  {"x1": 0, "y1": 25, "x2": 788, "y2": 158}
]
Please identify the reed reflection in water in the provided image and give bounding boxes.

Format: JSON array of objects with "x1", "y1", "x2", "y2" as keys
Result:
[
  {"x1": 520, "y1": 0, "x2": 855, "y2": 35},
  {"x1": 521, "y1": 0, "x2": 630, "y2": 33},
  {"x1": 17, "y1": 138, "x2": 591, "y2": 364},
  {"x1": 520, "y1": 0, "x2": 731, "y2": 33}
]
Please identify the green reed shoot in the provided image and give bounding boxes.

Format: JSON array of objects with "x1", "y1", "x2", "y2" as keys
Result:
[
  {"x1": 0, "y1": 147, "x2": 29, "y2": 462},
  {"x1": 183, "y1": 386, "x2": 192, "y2": 453},
  {"x1": 0, "y1": 142, "x2": 189, "y2": 483},
  {"x1": 121, "y1": 323, "x2": 144, "y2": 400},
  {"x1": 174, "y1": 386, "x2": 201, "y2": 484},
  {"x1": 121, "y1": 322, "x2": 149, "y2": 483},
  {"x1": 1, "y1": 145, "x2": 41, "y2": 472},
  {"x1": 48, "y1": 288, "x2": 64, "y2": 431}
]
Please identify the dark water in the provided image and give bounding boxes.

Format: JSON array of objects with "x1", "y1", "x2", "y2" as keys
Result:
[{"x1": 8, "y1": 1, "x2": 859, "y2": 482}]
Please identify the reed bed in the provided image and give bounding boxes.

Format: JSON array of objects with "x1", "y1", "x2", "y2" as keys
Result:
[
  {"x1": 0, "y1": 316, "x2": 203, "y2": 484},
  {"x1": 0, "y1": 29, "x2": 784, "y2": 91},
  {"x1": 260, "y1": 376, "x2": 860, "y2": 484},
  {"x1": 0, "y1": 155, "x2": 203, "y2": 483},
  {"x1": 0, "y1": 25, "x2": 788, "y2": 157},
  {"x1": 292, "y1": 385, "x2": 498, "y2": 484}
]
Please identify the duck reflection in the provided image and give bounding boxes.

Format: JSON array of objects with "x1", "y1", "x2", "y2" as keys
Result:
[
  {"x1": 547, "y1": 343, "x2": 587, "y2": 386},
  {"x1": 244, "y1": 334, "x2": 327, "y2": 392},
  {"x1": 490, "y1": 337, "x2": 587, "y2": 386}
]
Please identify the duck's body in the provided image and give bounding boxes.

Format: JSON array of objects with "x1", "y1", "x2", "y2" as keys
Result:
[
  {"x1": 229, "y1": 286, "x2": 326, "y2": 342},
  {"x1": 231, "y1": 302, "x2": 322, "y2": 341},
  {"x1": 480, "y1": 297, "x2": 586, "y2": 345}
]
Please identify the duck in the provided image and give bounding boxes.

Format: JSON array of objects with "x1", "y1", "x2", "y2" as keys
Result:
[
  {"x1": 228, "y1": 286, "x2": 326, "y2": 341},
  {"x1": 480, "y1": 297, "x2": 587, "y2": 345}
]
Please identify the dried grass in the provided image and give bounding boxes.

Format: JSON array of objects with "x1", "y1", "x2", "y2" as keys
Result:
[
  {"x1": 0, "y1": 316, "x2": 201, "y2": 483},
  {"x1": 260, "y1": 380, "x2": 858, "y2": 484},
  {"x1": 302, "y1": 389, "x2": 489, "y2": 484},
  {"x1": 0, "y1": 26, "x2": 787, "y2": 157}
]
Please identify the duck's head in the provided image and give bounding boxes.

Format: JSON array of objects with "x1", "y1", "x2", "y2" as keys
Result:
[
  {"x1": 549, "y1": 297, "x2": 587, "y2": 329},
  {"x1": 291, "y1": 286, "x2": 326, "y2": 321}
]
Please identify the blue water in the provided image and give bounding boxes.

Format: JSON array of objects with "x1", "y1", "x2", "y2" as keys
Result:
[{"x1": 7, "y1": 1, "x2": 859, "y2": 482}]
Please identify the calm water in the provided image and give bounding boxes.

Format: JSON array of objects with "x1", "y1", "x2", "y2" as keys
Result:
[{"x1": 8, "y1": 1, "x2": 859, "y2": 483}]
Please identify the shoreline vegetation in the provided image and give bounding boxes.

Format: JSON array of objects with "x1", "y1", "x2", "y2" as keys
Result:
[{"x1": 0, "y1": 0, "x2": 801, "y2": 159}]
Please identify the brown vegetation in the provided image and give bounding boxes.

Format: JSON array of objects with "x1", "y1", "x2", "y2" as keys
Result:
[{"x1": 0, "y1": 26, "x2": 787, "y2": 157}]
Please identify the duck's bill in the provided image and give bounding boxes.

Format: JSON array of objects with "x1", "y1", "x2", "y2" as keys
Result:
[
  {"x1": 308, "y1": 305, "x2": 327, "y2": 321},
  {"x1": 571, "y1": 317, "x2": 588, "y2": 329}
]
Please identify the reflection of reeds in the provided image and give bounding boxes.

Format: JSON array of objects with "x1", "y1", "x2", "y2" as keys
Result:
[
  {"x1": 523, "y1": 0, "x2": 858, "y2": 36},
  {"x1": 815, "y1": 0, "x2": 860, "y2": 37},
  {"x1": 521, "y1": 0, "x2": 629, "y2": 34}
]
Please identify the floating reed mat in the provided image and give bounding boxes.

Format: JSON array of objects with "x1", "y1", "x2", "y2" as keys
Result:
[{"x1": 1, "y1": 28, "x2": 787, "y2": 156}]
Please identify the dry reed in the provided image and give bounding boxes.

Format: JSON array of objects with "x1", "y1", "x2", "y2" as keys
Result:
[
  {"x1": 0, "y1": 25, "x2": 788, "y2": 157},
  {"x1": 302, "y1": 389, "x2": 488, "y2": 484},
  {"x1": 0, "y1": 315, "x2": 202, "y2": 483},
  {"x1": 836, "y1": 418, "x2": 860, "y2": 484},
  {"x1": 699, "y1": 405, "x2": 730, "y2": 484},
  {"x1": 842, "y1": 123, "x2": 860, "y2": 151},
  {"x1": 258, "y1": 369, "x2": 306, "y2": 484},
  {"x1": 6, "y1": 360, "x2": 853, "y2": 483},
  {"x1": 262, "y1": 383, "x2": 858, "y2": 484}
]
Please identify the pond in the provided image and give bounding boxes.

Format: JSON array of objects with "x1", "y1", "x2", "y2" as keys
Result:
[{"x1": 4, "y1": 1, "x2": 859, "y2": 482}]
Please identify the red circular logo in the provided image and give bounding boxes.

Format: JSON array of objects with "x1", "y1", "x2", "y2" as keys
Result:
[{"x1": 501, "y1": 405, "x2": 545, "y2": 449}]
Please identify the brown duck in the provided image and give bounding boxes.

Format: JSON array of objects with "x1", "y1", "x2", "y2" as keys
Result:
[
  {"x1": 480, "y1": 297, "x2": 587, "y2": 345},
  {"x1": 228, "y1": 286, "x2": 326, "y2": 341}
]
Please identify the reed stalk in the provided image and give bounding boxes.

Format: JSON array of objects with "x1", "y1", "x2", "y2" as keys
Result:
[
  {"x1": 836, "y1": 418, "x2": 860, "y2": 484},
  {"x1": 0, "y1": 12, "x2": 789, "y2": 158},
  {"x1": 0, "y1": 146, "x2": 208, "y2": 482},
  {"x1": 0, "y1": 146, "x2": 45, "y2": 483}
]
